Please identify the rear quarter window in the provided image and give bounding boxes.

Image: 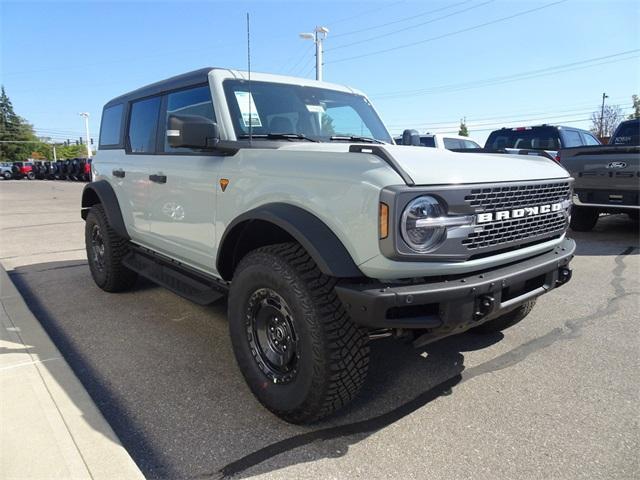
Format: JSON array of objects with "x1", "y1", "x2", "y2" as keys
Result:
[{"x1": 99, "y1": 104, "x2": 124, "y2": 147}]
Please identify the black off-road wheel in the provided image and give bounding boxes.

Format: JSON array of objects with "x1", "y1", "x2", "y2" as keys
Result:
[
  {"x1": 570, "y1": 206, "x2": 599, "y2": 232},
  {"x1": 85, "y1": 204, "x2": 137, "y2": 292},
  {"x1": 228, "y1": 242, "x2": 370, "y2": 424},
  {"x1": 472, "y1": 299, "x2": 537, "y2": 334}
]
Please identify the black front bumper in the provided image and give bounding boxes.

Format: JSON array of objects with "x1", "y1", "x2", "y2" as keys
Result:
[{"x1": 336, "y1": 237, "x2": 575, "y2": 335}]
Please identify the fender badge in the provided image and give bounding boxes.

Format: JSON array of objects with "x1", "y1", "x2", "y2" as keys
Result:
[{"x1": 219, "y1": 178, "x2": 229, "y2": 191}]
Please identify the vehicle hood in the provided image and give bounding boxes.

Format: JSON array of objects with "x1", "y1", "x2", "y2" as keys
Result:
[{"x1": 276, "y1": 143, "x2": 570, "y2": 185}]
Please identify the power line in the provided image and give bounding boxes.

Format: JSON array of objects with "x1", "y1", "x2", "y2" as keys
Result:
[
  {"x1": 330, "y1": 0, "x2": 473, "y2": 39},
  {"x1": 383, "y1": 97, "x2": 632, "y2": 128},
  {"x1": 328, "y1": 0, "x2": 494, "y2": 51},
  {"x1": 391, "y1": 107, "x2": 634, "y2": 135},
  {"x1": 372, "y1": 50, "x2": 640, "y2": 99},
  {"x1": 327, "y1": 0, "x2": 568, "y2": 64},
  {"x1": 326, "y1": 1, "x2": 408, "y2": 27}
]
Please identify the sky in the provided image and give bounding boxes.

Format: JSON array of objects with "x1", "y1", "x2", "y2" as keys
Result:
[{"x1": 1, "y1": 0, "x2": 639, "y2": 146}]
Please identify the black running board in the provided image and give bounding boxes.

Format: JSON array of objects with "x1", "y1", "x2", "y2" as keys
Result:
[{"x1": 123, "y1": 246, "x2": 228, "y2": 305}]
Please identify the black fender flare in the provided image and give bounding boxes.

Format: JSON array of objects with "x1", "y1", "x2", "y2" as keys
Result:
[
  {"x1": 80, "y1": 180, "x2": 130, "y2": 240},
  {"x1": 217, "y1": 203, "x2": 363, "y2": 279}
]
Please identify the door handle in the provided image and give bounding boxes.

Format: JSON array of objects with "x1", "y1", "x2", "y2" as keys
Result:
[
  {"x1": 112, "y1": 169, "x2": 125, "y2": 178},
  {"x1": 149, "y1": 174, "x2": 167, "y2": 184}
]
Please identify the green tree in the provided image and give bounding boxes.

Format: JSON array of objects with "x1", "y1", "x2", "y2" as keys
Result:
[
  {"x1": 55, "y1": 144, "x2": 89, "y2": 159},
  {"x1": 628, "y1": 94, "x2": 640, "y2": 120},
  {"x1": 458, "y1": 117, "x2": 469, "y2": 136},
  {"x1": 0, "y1": 86, "x2": 41, "y2": 161}
]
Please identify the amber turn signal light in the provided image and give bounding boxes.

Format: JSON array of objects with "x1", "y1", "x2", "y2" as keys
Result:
[{"x1": 379, "y1": 202, "x2": 389, "y2": 239}]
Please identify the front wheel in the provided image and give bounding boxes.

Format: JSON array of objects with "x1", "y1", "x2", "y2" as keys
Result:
[
  {"x1": 228, "y1": 242, "x2": 370, "y2": 424},
  {"x1": 472, "y1": 299, "x2": 536, "y2": 334},
  {"x1": 2, "y1": 171, "x2": 11, "y2": 180},
  {"x1": 26, "y1": 171, "x2": 36, "y2": 180},
  {"x1": 570, "y1": 206, "x2": 599, "y2": 232}
]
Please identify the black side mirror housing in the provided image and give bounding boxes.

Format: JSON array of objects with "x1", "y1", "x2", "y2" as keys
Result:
[
  {"x1": 402, "y1": 129, "x2": 421, "y2": 146},
  {"x1": 167, "y1": 114, "x2": 220, "y2": 149}
]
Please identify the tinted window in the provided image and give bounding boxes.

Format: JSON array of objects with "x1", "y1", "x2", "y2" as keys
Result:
[
  {"x1": 485, "y1": 127, "x2": 560, "y2": 150},
  {"x1": 99, "y1": 104, "x2": 123, "y2": 147},
  {"x1": 562, "y1": 130, "x2": 583, "y2": 147},
  {"x1": 420, "y1": 136, "x2": 436, "y2": 147},
  {"x1": 128, "y1": 96, "x2": 161, "y2": 153},
  {"x1": 443, "y1": 138, "x2": 464, "y2": 149},
  {"x1": 463, "y1": 139, "x2": 480, "y2": 149},
  {"x1": 581, "y1": 132, "x2": 600, "y2": 146},
  {"x1": 165, "y1": 85, "x2": 215, "y2": 152},
  {"x1": 611, "y1": 120, "x2": 640, "y2": 145}
]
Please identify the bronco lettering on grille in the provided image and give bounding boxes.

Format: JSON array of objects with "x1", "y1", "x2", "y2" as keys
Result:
[{"x1": 476, "y1": 202, "x2": 562, "y2": 224}]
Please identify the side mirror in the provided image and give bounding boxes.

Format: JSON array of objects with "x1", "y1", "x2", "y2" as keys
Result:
[
  {"x1": 402, "y1": 129, "x2": 421, "y2": 146},
  {"x1": 167, "y1": 114, "x2": 220, "y2": 149}
]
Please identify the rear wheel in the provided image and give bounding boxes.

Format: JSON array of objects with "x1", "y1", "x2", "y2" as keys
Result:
[
  {"x1": 228, "y1": 242, "x2": 370, "y2": 424},
  {"x1": 472, "y1": 299, "x2": 537, "y2": 334},
  {"x1": 570, "y1": 206, "x2": 599, "y2": 232},
  {"x1": 26, "y1": 171, "x2": 35, "y2": 180},
  {"x1": 85, "y1": 204, "x2": 137, "y2": 292}
]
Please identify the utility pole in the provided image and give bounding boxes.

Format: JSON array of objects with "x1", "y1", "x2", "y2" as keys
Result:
[
  {"x1": 52, "y1": 144, "x2": 57, "y2": 161},
  {"x1": 299, "y1": 26, "x2": 329, "y2": 81},
  {"x1": 599, "y1": 92, "x2": 608, "y2": 139},
  {"x1": 79, "y1": 112, "x2": 92, "y2": 158}
]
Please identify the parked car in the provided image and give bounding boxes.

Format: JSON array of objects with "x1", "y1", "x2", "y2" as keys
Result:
[
  {"x1": 82, "y1": 67, "x2": 575, "y2": 423},
  {"x1": 559, "y1": 118, "x2": 639, "y2": 231},
  {"x1": 0, "y1": 162, "x2": 13, "y2": 180},
  {"x1": 395, "y1": 132, "x2": 481, "y2": 150},
  {"x1": 484, "y1": 125, "x2": 601, "y2": 161},
  {"x1": 11, "y1": 161, "x2": 35, "y2": 180}
]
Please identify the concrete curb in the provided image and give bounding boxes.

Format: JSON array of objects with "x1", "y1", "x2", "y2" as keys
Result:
[{"x1": 0, "y1": 264, "x2": 145, "y2": 479}]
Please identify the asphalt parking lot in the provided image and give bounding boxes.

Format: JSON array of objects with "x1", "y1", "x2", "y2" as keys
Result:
[{"x1": 1, "y1": 180, "x2": 639, "y2": 480}]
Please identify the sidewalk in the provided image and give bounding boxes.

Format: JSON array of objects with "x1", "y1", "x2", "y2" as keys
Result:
[{"x1": 0, "y1": 264, "x2": 144, "y2": 479}]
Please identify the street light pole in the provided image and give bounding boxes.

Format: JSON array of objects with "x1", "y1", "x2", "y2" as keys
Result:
[
  {"x1": 599, "y1": 92, "x2": 608, "y2": 139},
  {"x1": 299, "y1": 26, "x2": 329, "y2": 81},
  {"x1": 79, "y1": 112, "x2": 92, "y2": 158}
]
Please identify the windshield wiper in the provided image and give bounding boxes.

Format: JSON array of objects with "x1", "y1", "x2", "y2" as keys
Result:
[
  {"x1": 238, "y1": 133, "x2": 319, "y2": 142},
  {"x1": 329, "y1": 135, "x2": 385, "y2": 144}
]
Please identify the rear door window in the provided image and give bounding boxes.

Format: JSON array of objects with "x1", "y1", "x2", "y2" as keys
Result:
[
  {"x1": 562, "y1": 130, "x2": 583, "y2": 147},
  {"x1": 128, "y1": 96, "x2": 161, "y2": 153},
  {"x1": 420, "y1": 136, "x2": 436, "y2": 147},
  {"x1": 611, "y1": 121, "x2": 640, "y2": 145},
  {"x1": 443, "y1": 138, "x2": 463, "y2": 149},
  {"x1": 580, "y1": 132, "x2": 600, "y2": 145}
]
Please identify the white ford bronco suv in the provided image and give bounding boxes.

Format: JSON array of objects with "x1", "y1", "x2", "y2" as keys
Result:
[{"x1": 82, "y1": 68, "x2": 575, "y2": 423}]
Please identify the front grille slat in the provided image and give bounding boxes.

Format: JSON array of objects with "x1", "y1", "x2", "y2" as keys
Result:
[{"x1": 462, "y1": 181, "x2": 571, "y2": 251}]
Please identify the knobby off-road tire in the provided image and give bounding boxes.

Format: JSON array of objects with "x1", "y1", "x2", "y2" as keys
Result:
[
  {"x1": 85, "y1": 204, "x2": 137, "y2": 292},
  {"x1": 228, "y1": 242, "x2": 370, "y2": 424},
  {"x1": 472, "y1": 299, "x2": 537, "y2": 334},
  {"x1": 570, "y1": 206, "x2": 599, "y2": 232}
]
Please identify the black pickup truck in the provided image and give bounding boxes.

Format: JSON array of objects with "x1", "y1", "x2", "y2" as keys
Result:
[{"x1": 559, "y1": 119, "x2": 639, "y2": 231}]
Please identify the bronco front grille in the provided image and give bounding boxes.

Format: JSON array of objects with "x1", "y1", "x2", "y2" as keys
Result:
[
  {"x1": 464, "y1": 181, "x2": 571, "y2": 211},
  {"x1": 462, "y1": 180, "x2": 571, "y2": 251},
  {"x1": 462, "y1": 211, "x2": 567, "y2": 250}
]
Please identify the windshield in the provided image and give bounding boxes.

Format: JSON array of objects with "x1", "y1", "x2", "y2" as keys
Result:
[
  {"x1": 223, "y1": 80, "x2": 392, "y2": 143},
  {"x1": 485, "y1": 127, "x2": 560, "y2": 150}
]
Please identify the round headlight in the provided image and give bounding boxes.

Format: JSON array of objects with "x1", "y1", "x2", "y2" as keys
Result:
[{"x1": 401, "y1": 196, "x2": 448, "y2": 252}]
